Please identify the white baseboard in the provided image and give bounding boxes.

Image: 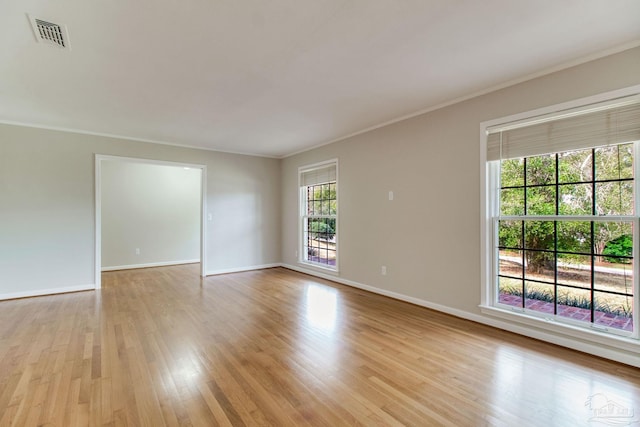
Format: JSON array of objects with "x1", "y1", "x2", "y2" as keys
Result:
[
  {"x1": 0, "y1": 284, "x2": 95, "y2": 301},
  {"x1": 205, "y1": 263, "x2": 280, "y2": 276},
  {"x1": 281, "y1": 263, "x2": 640, "y2": 368},
  {"x1": 102, "y1": 259, "x2": 200, "y2": 272}
]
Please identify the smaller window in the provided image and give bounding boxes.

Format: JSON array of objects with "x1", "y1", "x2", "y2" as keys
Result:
[{"x1": 299, "y1": 160, "x2": 338, "y2": 270}]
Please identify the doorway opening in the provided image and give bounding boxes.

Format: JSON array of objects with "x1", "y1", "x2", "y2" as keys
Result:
[{"x1": 94, "y1": 155, "x2": 207, "y2": 288}]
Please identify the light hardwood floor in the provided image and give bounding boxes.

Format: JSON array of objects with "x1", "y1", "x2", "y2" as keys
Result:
[{"x1": 1, "y1": 265, "x2": 639, "y2": 426}]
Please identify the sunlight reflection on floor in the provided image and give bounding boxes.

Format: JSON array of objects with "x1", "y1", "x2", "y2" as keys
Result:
[
  {"x1": 490, "y1": 346, "x2": 640, "y2": 425},
  {"x1": 305, "y1": 284, "x2": 338, "y2": 333}
]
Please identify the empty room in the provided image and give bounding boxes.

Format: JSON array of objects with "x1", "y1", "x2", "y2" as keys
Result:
[{"x1": 1, "y1": 1, "x2": 640, "y2": 426}]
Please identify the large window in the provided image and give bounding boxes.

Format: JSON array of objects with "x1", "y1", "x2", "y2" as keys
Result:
[
  {"x1": 299, "y1": 160, "x2": 338, "y2": 270},
  {"x1": 483, "y1": 93, "x2": 640, "y2": 339}
]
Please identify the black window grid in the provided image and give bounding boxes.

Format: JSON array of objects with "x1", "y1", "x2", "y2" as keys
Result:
[
  {"x1": 497, "y1": 147, "x2": 635, "y2": 322},
  {"x1": 307, "y1": 183, "x2": 337, "y2": 216},
  {"x1": 501, "y1": 149, "x2": 634, "y2": 217},
  {"x1": 498, "y1": 221, "x2": 634, "y2": 302},
  {"x1": 304, "y1": 182, "x2": 337, "y2": 266}
]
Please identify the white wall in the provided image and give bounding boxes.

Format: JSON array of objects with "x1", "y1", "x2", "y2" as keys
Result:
[
  {"x1": 101, "y1": 161, "x2": 201, "y2": 270},
  {"x1": 0, "y1": 130, "x2": 281, "y2": 299},
  {"x1": 281, "y1": 46, "x2": 640, "y2": 365}
]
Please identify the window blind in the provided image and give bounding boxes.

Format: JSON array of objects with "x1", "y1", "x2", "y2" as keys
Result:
[
  {"x1": 487, "y1": 97, "x2": 640, "y2": 161},
  {"x1": 300, "y1": 163, "x2": 337, "y2": 186}
]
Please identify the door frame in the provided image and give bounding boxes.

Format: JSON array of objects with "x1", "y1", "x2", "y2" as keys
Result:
[{"x1": 94, "y1": 154, "x2": 207, "y2": 288}]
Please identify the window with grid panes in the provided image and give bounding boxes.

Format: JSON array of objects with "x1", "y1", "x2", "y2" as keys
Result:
[
  {"x1": 299, "y1": 161, "x2": 338, "y2": 270},
  {"x1": 483, "y1": 94, "x2": 640, "y2": 338}
]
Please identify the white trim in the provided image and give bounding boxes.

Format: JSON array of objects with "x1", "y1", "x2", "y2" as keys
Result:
[
  {"x1": 284, "y1": 42, "x2": 640, "y2": 159},
  {"x1": 95, "y1": 156, "x2": 102, "y2": 289},
  {"x1": 480, "y1": 84, "x2": 640, "y2": 349},
  {"x1": 281, "y1": 263, "x2": 640, "y2": 367},
  {"x1": 486, "y1": 94, "x2": 640, "y2": 134},
  {"x1": 101, "y1": 259, "x2": 200, "y2": 272},
  {"x1": 297, "y1": 261, "x2": 340, "y2": 276},
  {"x1": 482, "y1": 84, "x2": 640, "y2": 131},
  {"x1": 635, "y1": 142, "x2": 640, "y2": 335},
  {"x1": 0, "y1": 284, "x2": 95, "y2": 301},
  {"x1": 95, "y1": 154, "x2": 208, "y2": 286},
  {"x1": 200, "y1": 165, "x2": 208, "y2": 278},
  {"x1": 96, "y1": 154, "x2": 206, "y2": 169},
  {"x1": 479, "y1": 305, "x2": 640, "y2": 356},
  {"x1": 205, "y1": 263, "x2": 280, "y2": 276},
  {"x1": 297, "y1": 158, "x2": 340, "y2": 173},
  {"x1": 480, "y1": 127, "x2": 495, "y2": 307},
  {"x1": 0, "y1": 120, "x2": 278, "y2": 158},
  {"x1": 298, "y1": 158, "x2": 339, "y2": 271}
]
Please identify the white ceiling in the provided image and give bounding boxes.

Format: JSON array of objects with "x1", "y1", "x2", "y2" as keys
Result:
[{"x1": 1, "y1": 1, "x2": 639, "y2": 158}]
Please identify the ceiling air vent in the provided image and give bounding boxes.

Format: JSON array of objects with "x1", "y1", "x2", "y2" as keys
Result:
[{"x1": 28, "y1": 14, "x2": 69, "y2": 48}]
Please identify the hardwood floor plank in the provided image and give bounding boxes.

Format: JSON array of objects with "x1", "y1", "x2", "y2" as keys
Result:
[{"x1": 1, "y1": 264, "x2": 640, "y2": 426}]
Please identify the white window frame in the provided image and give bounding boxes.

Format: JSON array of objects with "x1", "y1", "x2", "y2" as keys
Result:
[
  {"x1": 298, "y1": 159, "x2": 339, "y2": 273},
  {"x1": 480, "y1": 85, "x2": 640, "y2": 348}
]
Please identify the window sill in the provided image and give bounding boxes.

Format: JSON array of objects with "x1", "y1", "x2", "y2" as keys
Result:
[
  {"x1": 299, "y1": 261, "x2": 339, "y2": 276},
  {"x1": 480, "y1": 304, "x2": 640, "y2": 354}
]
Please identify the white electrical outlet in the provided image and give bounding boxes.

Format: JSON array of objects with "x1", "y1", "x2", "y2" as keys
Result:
[
  {"x1": 388, "y1": 191, "x2": 394, "y2": 201},
  {"x1": 381, "y1": 266, "x2": 387, "y2": 275},
  {"x1": 135, "y1": 248, "x2": 140, "y2": 255}
]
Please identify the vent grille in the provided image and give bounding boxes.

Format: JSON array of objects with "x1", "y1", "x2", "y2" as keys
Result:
[
  {"x1": 28, "y1": 14, "x2": 69, "y2": 49},
  {"x1": 35, "y1": 19, "x2": 65, "y2": 47}
]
